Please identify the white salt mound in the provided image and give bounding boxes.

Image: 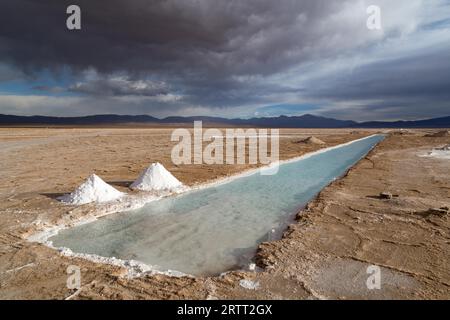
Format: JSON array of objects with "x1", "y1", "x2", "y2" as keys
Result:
[
  {"x1": 59, "y1": 174, "x2": 125, "y2": 205},
  {"x1": 130, "y1": 162, "x2": 183, "y2": 192},
  {"x1": 301, "y1": 136, "x2": 325, "y2": 145}
]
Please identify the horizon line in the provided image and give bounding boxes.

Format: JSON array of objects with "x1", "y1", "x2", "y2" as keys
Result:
[{"x1": 1, "y1": 112, "x2": 450, "y2": 124}]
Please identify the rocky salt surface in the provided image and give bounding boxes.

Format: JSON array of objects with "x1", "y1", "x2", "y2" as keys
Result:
[{"x1": 58, "y1": 174, "x2": 125, "y2": 205}]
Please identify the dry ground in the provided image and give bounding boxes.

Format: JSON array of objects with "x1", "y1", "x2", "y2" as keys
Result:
[{"x1": 0, "y1": 127, "x2": 448, "y2": 299}]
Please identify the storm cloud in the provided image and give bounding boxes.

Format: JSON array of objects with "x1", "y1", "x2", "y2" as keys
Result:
[
  {"x1": 69, "y1": 75, "x2": 171, "y2": 97},
  {"x1": 0, "y1": 0, "x2": 449, "y2": 119}
]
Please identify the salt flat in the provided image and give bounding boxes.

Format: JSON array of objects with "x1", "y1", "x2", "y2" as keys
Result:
[{"x1": 0, "y1": 127, "x2": 448, "y2": 299}]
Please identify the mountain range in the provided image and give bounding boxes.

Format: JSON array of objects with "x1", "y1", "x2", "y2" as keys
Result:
[{"x1": 1, "y1": 113, "x2": 450, "y2": 128}]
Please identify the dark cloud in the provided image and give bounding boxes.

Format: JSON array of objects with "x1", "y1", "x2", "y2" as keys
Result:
[
  {"x1": 0, "y1": 0, "x2": 357, "y2": 77},
  {"x1": 306, "y1": 43, "x2": 450, "y2": 120},
  {"x1": 2, "y1": 0, "x2": 390, "y2": 96},
  {"x1": 310, "y1": 47, "x2": 450, "y2": 101},
  {"x1": 0, "y1": 0, "x2": 366, "y2": 110},
  {"x1": 32, "y1": 85, "x2": 65, "y2": 93},
  {"x1": 69, "y1": 76, "x2": 170, "y2": 97},
  {"x1": 0, "y1": 0, "x2": 449, "y2": 119},
  {"x1": 0, "y1": 63, "x2": 23, "y2": 82}
]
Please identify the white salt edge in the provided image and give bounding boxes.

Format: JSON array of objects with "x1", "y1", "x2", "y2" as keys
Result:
[
  {"x1": 56, "y1": 246, "x2": 187, "y2": 278},
  {"x1": 130, "y1": 162, "x2": 184, "y2": 192},
  {"x1": 58, "y1": 174, "x2": 125, "y2": 205}
]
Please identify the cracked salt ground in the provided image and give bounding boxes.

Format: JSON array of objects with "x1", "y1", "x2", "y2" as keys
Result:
[{"x1": 50, "y1": 135, "x2": 384, "y2": 276}]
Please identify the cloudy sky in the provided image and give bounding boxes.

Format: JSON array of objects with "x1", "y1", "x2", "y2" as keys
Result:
[{"x1": 0, "y1": 0, "x2": 449, "y2": 120}]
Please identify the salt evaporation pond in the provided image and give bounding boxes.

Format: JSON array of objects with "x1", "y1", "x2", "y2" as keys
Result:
[{"x1": 50, "y1": 135, "x2": 384, "y2": 276}]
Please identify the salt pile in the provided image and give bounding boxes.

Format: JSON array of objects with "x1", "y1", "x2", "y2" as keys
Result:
[
  {"x1": 130, "y1": 162, "x2": 183, "y2": 192},
  {"x1": 59, "y1": 174, "x2": 125, "y2": 205},
  {"x1": 300, "y1": 136, "x2": 325, "y2": 145}
]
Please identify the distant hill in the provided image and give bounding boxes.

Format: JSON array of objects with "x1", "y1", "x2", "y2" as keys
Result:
[
  {"x1": 0, "y1": 113, "x2": 449, "y2": 128},
  {"x1": 0, "y1": 114, "x2": 159, "y2": 125},
  {"x1": 356, "y1": 116, "x2": 450, "y2": 128}
]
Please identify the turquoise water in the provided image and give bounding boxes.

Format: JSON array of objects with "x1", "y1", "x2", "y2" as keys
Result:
[{"x1": 51, "y1": 135, "x2": 384, "y2": 276}]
